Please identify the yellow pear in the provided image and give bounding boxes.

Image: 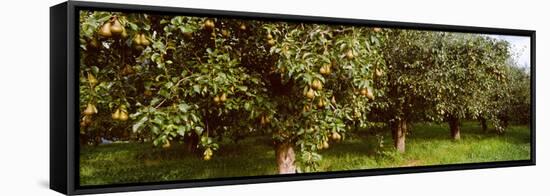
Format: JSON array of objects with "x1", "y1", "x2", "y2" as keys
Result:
[
  {"x1": 323, "y1": 141, "x2": 330, "y2": 149},
  {"x1": 306, "y1": 88, "x2": 315, "y2": 99},
  {"x1": 267, "y1": 39, "x2": 276, "y2": 46},
  {"x1": 360, "y1": 88, "x2": 368, "y2": 96},
  {"x1": 121, "y1": 26, "x2": 128, "y2": 38},
  {"x1": 84, "y1": 103, "x2": 95, "y2": 115},
  {"x1": 111, "y1": 109, "x2": 121, "y2": 120},
  {"x1": 312, "y1": 80, "x2": 323, "y2": 90},
  {"x1": 317, "y1": 99, "x2": 325, "y2": 108},
  {"x1": 331, "y1": 132, "x2": 341, "y2": 141},
  {"x1": 133, "y1": 34, "x2": 142, "y2": 45},
  {"x1": 320, "y1": 66, "x2": 327, "y2": 75},
  {"x1": 99, "y1": 22, "x2": 112, "y2": 38},
  {"x1": 375, "y1": 69, "x2": 383, "y2": 77},
  {"x1": 366, "y1": 89, "x2": 375, "y2": 100},
  {"x1": 87, "y1": 73, "x2": 98, "y2": 86},
  {"x1": 345, "y1": 50, "x2": 354, "y2": 60},
  {"x1": 140, "y1": 34, "x2": 150, "y2": 46},
  {"x1": 110, "y1": 19, "x2": 124, "y2": 35},
  {"x1": 119, "y1": 111, "x2": 129, "y2": 121},
  {"x1": 220, "y1": 93, "x2": 227, "y2": 102}
]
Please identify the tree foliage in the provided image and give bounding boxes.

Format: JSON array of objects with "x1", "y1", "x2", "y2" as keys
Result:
[{"x1": 78, "y1": 11, "x2": 530, "y2": 172}]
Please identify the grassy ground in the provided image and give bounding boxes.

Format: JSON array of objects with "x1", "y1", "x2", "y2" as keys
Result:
[{"x1": 80, "y1": 121, "x2": 530, "y2": 186}]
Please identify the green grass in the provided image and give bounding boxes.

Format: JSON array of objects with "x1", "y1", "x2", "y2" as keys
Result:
[{"x1": 80, "y1": 122, "x2": 530, "y2": 186}]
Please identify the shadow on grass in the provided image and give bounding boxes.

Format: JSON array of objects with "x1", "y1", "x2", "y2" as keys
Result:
[{"x1": 79, "y1": 121, "x2": 530, "y2": 185}]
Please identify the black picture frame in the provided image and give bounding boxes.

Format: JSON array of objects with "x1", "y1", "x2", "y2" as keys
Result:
[{"x1": 50, "y1": 1, "x2": 536, "y2": 195}]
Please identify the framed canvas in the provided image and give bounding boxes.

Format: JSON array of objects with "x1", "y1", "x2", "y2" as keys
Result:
[{"x1": 50, "y1": 1, "x2": 536, "y2": 195}]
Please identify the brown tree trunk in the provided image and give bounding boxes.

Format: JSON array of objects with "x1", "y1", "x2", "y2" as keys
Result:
[
  {"x1": 184, "y1": 132, "x2": 199, "y2": 152},
  {"x1": 392, "y1": 118, "x2": 407, "y2": 153},
  {"x1": 480, "y1": 118, "x2": 488, "y2": 133},
  {"x1": 449, "y1": 117, "x2": 460, "y2": 140},
  {"x1": 275, "y1": 143, "x2": 296, "y2": 174}
]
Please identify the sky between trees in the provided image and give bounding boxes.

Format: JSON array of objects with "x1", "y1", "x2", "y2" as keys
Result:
[{"x1": 490, "y1": 35, "x2": 530, "y2": 69}]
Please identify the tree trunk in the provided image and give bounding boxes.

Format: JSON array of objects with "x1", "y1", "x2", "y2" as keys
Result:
[
  {"x1": 449, "y1": 117, "x2": 460, "y2": 140},
  {"x1": 275, "y1": 143, "x2": 296, "y2": 174},
  {"x1": 184, "y1": 132, "x2": 199, "y2": 153},
  {"x1": 392, "y1": 118, "x2": 407, "y2": 153},
  {"x1": 480, "y1": 118, "x2": 488, "y2": 133}
]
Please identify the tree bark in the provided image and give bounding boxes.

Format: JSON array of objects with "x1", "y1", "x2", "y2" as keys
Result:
[
  {"x1": 184, "y1": 132, "x2": 199, "y2": 152},
  {"x1": 449, "y1": 117, "x2": 461, "y2": 140},
  {"x1": 392, "y1": 118, "x2": 407, "y2": 153},
  {"x1": 275, "y1": 143, "x2": 296, "y2": 174},
  {"x1": 480, "y1": 118, "x2": 488, "y2": 133}
]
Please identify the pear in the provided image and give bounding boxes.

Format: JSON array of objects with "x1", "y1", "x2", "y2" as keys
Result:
[
  {"x1": 331, "y1": 132, "x2": 341, "y2": 141},
  {"x1": 317, "y1": 99, "x2": 325, "y2": 108},
  {"x1": 260, "y1": 116, "x2": 266, "y2": 125},
  {"x1": 87, "y1": 73, "x2": 98, "y2": 86},
  {"x1": 345, "y1": 49, "x2": 354, "y2": 60},
  {"x1": 323, "y1": 141, "x2": 330, "y2": 149},
  {"x1": 91, "y1": 104, "x2": 98, "y2": 114},
  {"x1": 303, "y1": 105, "x2": 311, "y2": 112},
  {"x1": 84, "y1": 104, "x2": 95, "y2": 115},
  {"x1": 325, "y1": 64, "x2": 332, "y2": 74},
  {"x1": 366, "y1": 89, "x2": 375, "y2": 100},
  {"x1": 312, "y1": 80, "x2": 323, "y2": 90},
  {"x1": 360, "y1": 88, "x2": 368, "y2": 96},
  {"x1": 133, "y1": 34, "x2": 142, "y2": 45},
  {"x1": 204, "y1": 148, "x2": 213, "y2": 156},
  {"x1": 140, "y1": 34, "x2": 150, "y2": 46},
  {"x1": 305, "y1": 88, "x2": 315, "y2": 99},
  {"x1": 213, "y1": 96, "x2": 220, "y2": 103},
  {"x1": 320, "y1": 66, "x2": 327, "y2": 75},
  {"x1": 240, "y1": 24, "x2": 246, "y2": 31},
  {"x1": 220, "y1": 93, "x2": 227, "y2": 102},
  {"x1": 119, "y1": 111, "x2": 129, "y2": 121},
  {"x1": 203, "y1": 154, "x2": 211, "y2": 161},
  {"x1": 110, "y1": 19, "x2": 124, "y2": 36},
  {"x1": 354, "y1": 111, "x2": 362, "y2": 118},
  {"x1": 203, "y1": 19, "x2": 215, "y2": 30},
  {"x1": 375, "y1": 69, "x2": 383, "y2": 77},
  {"x1": 320, "y1": 64, "x2": 331, "y2": 75},
  {"x1": 111, "y1": 109, "x2": 121, "y2": 120},
  {"x1": 98, "y1": 22, "x2": 112, "y2": 38},
  {"x1": 221, "y1": 29, "x2": 229, "y2": 37},
  {"x1": 120, "y1": 26, "x2": 128, "y2": 38},
  {"x1": 267, "y1": 33, "x2": 273, "y2": 40},
  {"x1": 317, "y1": 143, "x2": 324, "y2": 150},
  {"x1": 267, "y1": 39, "x2": 276, "y2": 46}
]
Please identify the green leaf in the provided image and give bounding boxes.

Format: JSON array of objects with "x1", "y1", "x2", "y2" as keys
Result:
[{"x1": 132, "y1": 116, "x2": 148, "y2": 132}]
